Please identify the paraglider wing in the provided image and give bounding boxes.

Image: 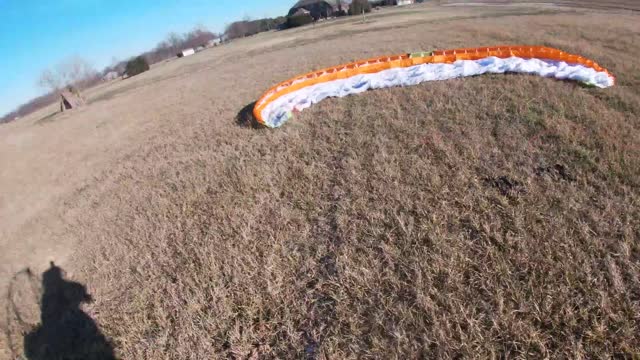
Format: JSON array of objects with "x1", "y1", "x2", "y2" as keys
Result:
[{"x1": 253, "y1": 46, "x2": 615, "y2": 128}]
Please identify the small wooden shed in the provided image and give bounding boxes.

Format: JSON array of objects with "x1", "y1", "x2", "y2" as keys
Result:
[{"x1": 60, "y1": 88, "x2": 86, "y2": 112}]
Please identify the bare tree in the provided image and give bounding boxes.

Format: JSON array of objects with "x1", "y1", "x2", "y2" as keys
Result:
[
  {"x1": 109, "y1": 57, "x2": 126, "y2": 75},
  {"x1": 192, "y1": 23, "x2": 209, "y2": 34},
  {"x1": 60, "y1": 56, "x2": 96, "y2": 85},
  {"x1": 184, "y1": 25, "x2": 217, "y2": 49},
  {"x1": 37, "y1": 56, "x2": 97, "y2": 93},
  {"x1": 166, "y1": 32, "x2": 184, "y2": 53},
  {"x1": 225, "y1": 21, "x2": 252, "y2": 39},
  {"x1": 37, "y1": 69, "x2": 62, "y2": 92}
]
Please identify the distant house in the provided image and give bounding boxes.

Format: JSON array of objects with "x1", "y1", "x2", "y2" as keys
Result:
[
  {"x1": 396, "y1": 0, "x2": 415, "y2": 5},
  {"x1": 102, "y1": 71, "x2": 119, "y2": 82},
  {"x1": 207, "y1": 38, "x2": 222, "y2": 47},
  {"x1": 177, "y1": 48, "x2": 195, "y2": 58},
  {"x1": 288, "y1": 0, "x2": 348, "y2": 20}
]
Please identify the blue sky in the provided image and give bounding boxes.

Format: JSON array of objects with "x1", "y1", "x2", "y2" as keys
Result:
[{"x1": 0, "y1": 0, "x2": 292, "y2": 116}]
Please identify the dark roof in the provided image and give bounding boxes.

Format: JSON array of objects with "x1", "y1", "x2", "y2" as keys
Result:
[
  {"x1": 292, "y1": 8, "x2": 312, "y2": 16},
  {"x1": 291, "y1": 0, "x2": 345, "y2": 9}
]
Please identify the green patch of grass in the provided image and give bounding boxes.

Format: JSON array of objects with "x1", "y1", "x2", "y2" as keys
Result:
[
  {"x1": 567, "y1": 145, "x2": 598, "y2": 171},
  {"x1": 593, "y1": 92, "x2": 639, "y2": 116},
  {"x1": 522, "y1": 102, "x2": 548, "y2": 131}
]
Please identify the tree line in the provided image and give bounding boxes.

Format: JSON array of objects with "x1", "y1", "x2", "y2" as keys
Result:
[
  {"x1": 1, "y1": 1, "x2": 414, "y2": 123},
  {"x1": 224, "y1": 16, "x2": 287, "y2": 40},
  {"x1": 1, "y1": 26, "x2": 218, "y2": 123},
  {"x1": 222, "y1": 1, "x2": 376, "y2": 41}
]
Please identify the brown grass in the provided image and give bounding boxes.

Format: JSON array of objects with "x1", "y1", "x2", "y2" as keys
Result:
[
  {"x1": 442, "y1": 0, "x2": 640, "y2": 12},
  {"x1": 2, "y1": 2, "x2": 639, "y2": 359}
]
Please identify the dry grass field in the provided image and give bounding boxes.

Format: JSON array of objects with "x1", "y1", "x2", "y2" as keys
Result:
[{"x1": 2, "y1": 2, "x2": 639, "y2": 359}]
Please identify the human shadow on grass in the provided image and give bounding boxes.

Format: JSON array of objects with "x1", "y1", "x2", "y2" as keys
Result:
[
  {"x1": 35, "y1": 112, "x2": 60, "y2": 125},
  {"x1": 235, "y1": 102, "x2": 264, "y2": 129},
  {"x1": 23, "y1": 262, "x2": 116, "y2": 360}
]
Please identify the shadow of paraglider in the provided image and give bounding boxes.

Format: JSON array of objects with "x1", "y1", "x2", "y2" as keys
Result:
[
  {"x1": 235, "y1": 102, "x2": 264, "y2": 129},
  {"x1": 22, "y1": 262, "x2": 115, "y2": 360}
]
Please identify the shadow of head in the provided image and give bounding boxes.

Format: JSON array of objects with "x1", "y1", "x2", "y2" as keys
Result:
[
  {"x1": 22, "y1": 262, "x2": 115, "y2": 360},
  {"x1": 40, "y1": 262, "x2": 93, "y2": 316},
  {"x1": 236, "y1": 102, "x2": 264, "y2": 129}
]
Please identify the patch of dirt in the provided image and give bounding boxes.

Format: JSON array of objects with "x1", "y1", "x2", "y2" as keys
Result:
[
  {"x1": 484, "y1": 175, "x2": 526, "y2": 196},
  {"x1": 535, "y1": 163, "x2": 577, "y2": 182}
]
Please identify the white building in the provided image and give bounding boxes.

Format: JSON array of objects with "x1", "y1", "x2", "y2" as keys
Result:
[
  {"x1": 397, "y1": 0, "x2": 415, "y2": 5},
  {"x1": 178, "y1": 48, "x2": 195, "y2": 58}
]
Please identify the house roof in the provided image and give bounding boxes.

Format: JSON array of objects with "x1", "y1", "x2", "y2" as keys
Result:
[
  {"x1": 292, "y1": 8, "x2": 312, "y2": 16},
  {"x1": 291, "y1": 0, "x2": 346, "y2": 9}
]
